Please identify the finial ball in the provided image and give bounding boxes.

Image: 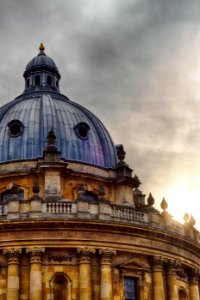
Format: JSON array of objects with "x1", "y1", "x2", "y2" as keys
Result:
[{"x1": 39, "y1": 43, "x2": 45, "y2": 54}]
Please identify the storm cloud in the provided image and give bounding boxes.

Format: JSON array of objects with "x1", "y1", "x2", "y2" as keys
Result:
[{"x1": 1, "y1": 0, "x2": 200, "y2": 224}]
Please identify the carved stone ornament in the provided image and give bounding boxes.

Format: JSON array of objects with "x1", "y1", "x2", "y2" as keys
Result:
[
  {"x1": 188, "y1": 268, "x2": 200, "y2": 284},
  {"x1": 166, "y1": 259, "x2": 180, "y2": 274},
  {"x1": 77, "y1": 247, "x2": 95, "y2": 264},
  {"x1": 99, "y1": 248, "x2": 117, "y2": 264},
  {"x1": 26, "y1": 247, "x2": 45, "y2": 264},
  {"x1": 160, "y1": 198, "x2": 168, "y2": 211},
  {"x1": 3, "y1": 248, "x2": 22, "y2": 264},
  {"x1": 46, "y1": 128, "x2": 58, "y2": 153},
  {"x1": 116, "y1": 144, "x2": 126, "y2": 162},
  {"x1": 48, "y1": 255, "x2": 73, "y2": 263},
  {"x1": 149, "y1": 256, "x2": 166, "y2": 271},
  {"x1": 176, "y1": 268, "x2": 187, "y2": 279}
]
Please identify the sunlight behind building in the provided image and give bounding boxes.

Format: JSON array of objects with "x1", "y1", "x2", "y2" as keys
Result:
[{"x1": 164, "y1": 177, "x2": 200, "y2": 228}]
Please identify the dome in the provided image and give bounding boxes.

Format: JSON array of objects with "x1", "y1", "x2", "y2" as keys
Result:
[
  {"x1": 24, "y1": 43, "x2": 60, "y2": 79},
  {"x1": 0, "y1": 45, "x2": 117, "y2": 168}
]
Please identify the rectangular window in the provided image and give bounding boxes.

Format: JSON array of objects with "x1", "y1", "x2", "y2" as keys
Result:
[{"x1": 124, "y1": 277, "x2": 138, "y2": 300}]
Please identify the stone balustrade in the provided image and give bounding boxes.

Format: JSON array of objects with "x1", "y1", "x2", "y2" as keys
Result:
[
  {"x1": 45, "y1": 201, "x2": 73, "y2": 214},
  {"x1": 111, "y1": 204, "x2": 144, "y2": 222},
  {"x1": 0, "y1": 197, "x2": 198, "y2": 242}
]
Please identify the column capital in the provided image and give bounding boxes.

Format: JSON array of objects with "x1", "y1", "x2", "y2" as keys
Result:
[
  {"x1": 3, "y1": 248, "x2": 22, "y2": 264},
  {"x1": 149, "y1": 256, "x2": 166, "y2": 271},
  {"x1": 166, "y1": 259, "x2": 180, "y2": 275},
  {"x1": 26, "y1": 247, "x2": 45, "y2": 264},
  {"x1": 188, "y1": 268, "x2": 200, "y2": 284},
  {"x1": 77, "y1": 247, "x2": 95, "y2": 263},
  {"x1": 99, "y1": 248, "x2": 116, "y2": 264}
]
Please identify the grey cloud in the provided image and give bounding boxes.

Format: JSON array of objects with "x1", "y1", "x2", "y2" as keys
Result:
[{"x1": 0, "y1": 0, "x2": 200, "y2": 222}]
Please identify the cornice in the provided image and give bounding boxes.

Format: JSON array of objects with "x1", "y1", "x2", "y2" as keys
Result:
[{"x1": 0, "y1": 219, "x2": 199, "y2": 258}]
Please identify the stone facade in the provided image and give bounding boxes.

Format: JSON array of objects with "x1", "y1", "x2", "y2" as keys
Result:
[
  {"x1": 0, "y1": 148, "x2": 199, "y2": 300},
  {"x1": 0, "y1": 45, "x2": 199, "y2": 299}
]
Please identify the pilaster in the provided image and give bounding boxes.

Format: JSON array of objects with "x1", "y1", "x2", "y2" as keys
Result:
[
  {"x1": 26, "y1": 247, "x2": 45, "y2": 300},
  {"x1": 188, "y1": 268, "x2": 200, "y2": 300},
  {"x1": 99, "y1": 249, "x2": 116, "y2": 300},
  {"x1": 150, "y1": 256, "x2": 165, "y2": 300},
  {"x1": 166, "y1": 259, "x2": 179, "y2": 300},
  {"x1": 0, "y1": 264, "x2": 6, "y2": 300},
  {"x1": 3, "y1": 248, "x2": 22, "y2": 300},
  {"x1": 77, "y1": 247, "x2": 95, "y2": 300}
]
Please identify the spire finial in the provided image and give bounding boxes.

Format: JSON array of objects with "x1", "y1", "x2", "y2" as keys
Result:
[{"x1": 39, "y1": 43, "x2": 45, "y2": 54}]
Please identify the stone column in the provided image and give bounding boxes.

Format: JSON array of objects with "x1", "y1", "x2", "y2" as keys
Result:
[
  {"x1": 189, "y1": 268, "x2": 200, "y2": 300},
  {"x1": 77, "y1": 247, "x2": 95, "y2": 300},
  {"x1": 150, "y1": 256, "x2": 165, "y2": 300},
  {"x1": 166, "y1": 259, "x2": 179, "y2": 300},
  {"x1": 0, "y1": 264, "x2": 7, "y2": 300},
  {"x1": 26, "y1": 247, "x2": 45, "y2": 300},
  {"x1": 3, "y1": 248, "x2": 21, "y2": 300},
  {"x1": 99, "y1": 249, "x2": 116, "y2": 300}
]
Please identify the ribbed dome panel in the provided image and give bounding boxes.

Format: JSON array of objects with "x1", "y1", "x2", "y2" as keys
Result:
[{"x1": 0, "y1": 93, "x2": 117, "y2": 168}]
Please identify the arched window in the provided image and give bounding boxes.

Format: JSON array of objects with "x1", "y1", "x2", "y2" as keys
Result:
[
  {"x1": 50, "y1": 273, "x2": 71, "y2": 300},
  {"x1": 47, "y1": 75, "x2": 52, "y2": 86},
  {"x1": 35, "y1": 75, "x2": 40, "y2": 86},
  {"x1": 27, "y1": 78, "x2": 30, "y2": 87},
  {"x1": 179, "y1": 289, "x2": 187, "y2": 300},
  {"x1": 1, "y1": 189, "x2": 24, "y2": 202}
]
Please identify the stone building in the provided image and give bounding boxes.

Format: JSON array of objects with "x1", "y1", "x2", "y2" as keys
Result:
[{"x1": 0, "y1": 44, "x2": 199, "y2": 300}]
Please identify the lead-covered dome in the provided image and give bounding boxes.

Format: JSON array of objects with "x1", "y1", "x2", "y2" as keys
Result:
[
  {"x1": 24, "y1": 43, "x2": 60, "y2": 79},
  {"x1": 0, "y1": 45, "x2": 117, "y2": 168}
]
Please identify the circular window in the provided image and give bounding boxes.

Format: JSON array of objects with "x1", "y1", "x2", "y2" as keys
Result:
[
  {"x1": 8, "y1": 120, "x2": 24, "y2": 138},
  {"x1": 74, "y1": 122, "x2": 90, "y2": 140}
]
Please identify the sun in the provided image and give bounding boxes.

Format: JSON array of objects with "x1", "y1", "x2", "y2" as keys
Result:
[{"x1": 163, "y1": 178, "x2": 200, "y2": 228}]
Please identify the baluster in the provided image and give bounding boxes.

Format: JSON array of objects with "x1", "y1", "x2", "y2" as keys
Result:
[
  {"x1": 138, "y1": 211, "x2": 140, "y2": 220},
  {"x1": 132, "y1": 210, "x2": 135, "y2": 220},
  {"x1": 135, "y1": 210, "x2": 138, "y2": 221},
  {"x1": 131, "y1": 209, "x2": 134, "y2": 220},
  {"x1": 119, "y1": 208, "x2": 122, "y2": 218},
  {"x1": 112, "y1": 207, "x2": 115, "y2": 217},
  {"x1": 49, "y1": 203, "x2": 51, "y2": 213},
  {"x1": 116, "y1": 208, "x2": 119, "y2": 218},
  {"x1": 62, "y1": 203, "x2": 65, "y2": 213},
  {"x1": 124, "y1": 208, "x2": 127, "y2": 219}
]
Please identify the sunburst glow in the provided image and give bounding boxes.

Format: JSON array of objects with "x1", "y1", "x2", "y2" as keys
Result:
[{"x1": 161, "y1": 178, "x2": 200, "y2": 228}]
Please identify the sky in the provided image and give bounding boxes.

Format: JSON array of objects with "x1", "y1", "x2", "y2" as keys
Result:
[{"x1": 0, "y1": 0, "x2": 200, "y2": 226}]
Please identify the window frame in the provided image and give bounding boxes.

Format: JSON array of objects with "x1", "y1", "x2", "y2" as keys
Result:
[{"x1": 124, "y1": 276, "x2": 138, "y2": 300}]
